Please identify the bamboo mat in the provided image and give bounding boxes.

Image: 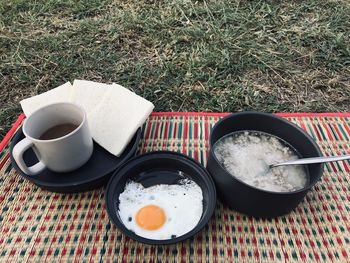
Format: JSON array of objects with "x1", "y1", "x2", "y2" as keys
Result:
[{"x1": 0, "y1": 112, "x2": 350, "y2": 263}]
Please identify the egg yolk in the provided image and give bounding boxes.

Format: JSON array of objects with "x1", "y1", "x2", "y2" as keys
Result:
[{"x1": 136, "y1": 205, "x2": 166, "y2": 230}]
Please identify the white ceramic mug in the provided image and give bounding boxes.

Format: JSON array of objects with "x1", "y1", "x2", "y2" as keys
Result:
[{"x1": 12, "y1": 102, "x2": 94, "y2": 175}]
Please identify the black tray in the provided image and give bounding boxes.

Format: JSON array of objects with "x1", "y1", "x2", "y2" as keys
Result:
[{"x1": 10, "y1": 127, "x2": 141, "y2": 193}]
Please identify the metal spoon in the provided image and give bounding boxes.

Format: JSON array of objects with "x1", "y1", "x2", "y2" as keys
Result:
[{"x1": 270, "y1": 154, "x2": 350, "y2": 169}]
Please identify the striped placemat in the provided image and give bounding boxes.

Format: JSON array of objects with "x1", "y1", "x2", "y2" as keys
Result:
[{"x1": 1, "y1": 112, "x2": 350, "y2": 262}]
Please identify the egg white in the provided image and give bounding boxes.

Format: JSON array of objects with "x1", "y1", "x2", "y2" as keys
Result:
[{"x1": 118, "y1": 179, "x2": 203, "y2": 240}]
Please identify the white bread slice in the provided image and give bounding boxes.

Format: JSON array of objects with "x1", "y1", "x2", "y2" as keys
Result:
[
  {"x1": 20, "y1": 82, "x2": 73, "y2": 117},
  {"x1": 88, "y1": 83, "x2": 154, "y2": 156},
  {"x1": 71, "y1": 80, "x2": 111, "y2": 114}
]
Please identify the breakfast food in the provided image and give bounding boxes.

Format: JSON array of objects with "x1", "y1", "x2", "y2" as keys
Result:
[
  {"x1": 20, "y1": 80, "x2": 154, "y2": 156},
  {"x1": 88, "y1": 83, "x2": 154, "y2": 156},
  {"x1": 20, "y1": 82, "x2": 72, "y2": 116},
  {"x1": 118, "y1": 179, "x2": 203, "y2": 240},
  {"x1": 213, "y1": 131, "x2": 308, "y2": 192},
  {"x1": 71, "y1": 80, "x2": 111, "y2": 112}
]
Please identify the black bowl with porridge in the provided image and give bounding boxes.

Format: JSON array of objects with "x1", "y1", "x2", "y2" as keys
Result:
[{"x1": 207, "y1": 112, "x2": 323, "y2": 218}]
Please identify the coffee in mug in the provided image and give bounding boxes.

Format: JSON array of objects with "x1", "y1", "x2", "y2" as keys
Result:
[
  {"x1": 12, "y1": 102, "x2": 93, "y2": 175},
  {"x1": 39, "y1": 123, "x2": 79, "y2": 140}
]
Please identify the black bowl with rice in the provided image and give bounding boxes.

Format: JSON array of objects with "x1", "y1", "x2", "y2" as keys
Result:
[{"x1": 207, "y1": 112, "x2": 323, "y2": 218}]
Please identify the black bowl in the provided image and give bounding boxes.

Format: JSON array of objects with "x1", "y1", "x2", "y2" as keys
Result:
[
  {"x1": 207, "y1": 112, "x2": 323, "y2": 218},
  {"x1": 105, "y1": 151, "x2": 217, "y2": 245}
]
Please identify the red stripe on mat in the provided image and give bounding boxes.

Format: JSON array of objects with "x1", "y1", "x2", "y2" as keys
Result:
[
  {"x1": 1, "y1": 112, "x2": 350, "y2": 152},
  {"x1": 150, "y1": 112, "x2": 350, "y2": 117},
  {"x1": 0, "y1": 113, "x2": 25, "y2": 153}
]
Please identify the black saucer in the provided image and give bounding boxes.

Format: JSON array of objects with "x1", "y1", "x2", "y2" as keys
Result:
[{"x1": 10, "y1": 127, "x2": 141, "y2": 193}]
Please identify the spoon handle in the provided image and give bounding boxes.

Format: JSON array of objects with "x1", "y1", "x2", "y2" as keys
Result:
[{"x1": 270, "y1": 154, "x2": 350, "y2": 168}]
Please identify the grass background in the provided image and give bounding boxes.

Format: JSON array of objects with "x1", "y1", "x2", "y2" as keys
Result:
[{"x1": 1, "y1": 0, "x2": 349, "y2": 140}]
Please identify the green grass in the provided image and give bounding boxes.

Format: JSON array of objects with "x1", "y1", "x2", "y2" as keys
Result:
[{"x1": 1, "y1": 0, "x2": 350, "y2": 139}]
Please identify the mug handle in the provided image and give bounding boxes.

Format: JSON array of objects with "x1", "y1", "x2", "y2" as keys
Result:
[{"x1": 12, "y1": 138, "x2": 46, "y2": 175}]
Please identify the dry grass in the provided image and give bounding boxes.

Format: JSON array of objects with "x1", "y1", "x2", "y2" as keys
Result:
[{"x1": 1, "y1": 0, "x2": 350, "y2": 139}]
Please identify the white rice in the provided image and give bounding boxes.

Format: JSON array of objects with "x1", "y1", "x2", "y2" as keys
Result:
[{"x1": 213, "y1": 131, "x2": 308, "y2": 192}]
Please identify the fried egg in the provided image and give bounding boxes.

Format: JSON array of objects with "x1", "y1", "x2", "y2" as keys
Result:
[{"x1": 118, "y1": 179, "x2": 203, "y2": 240}]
